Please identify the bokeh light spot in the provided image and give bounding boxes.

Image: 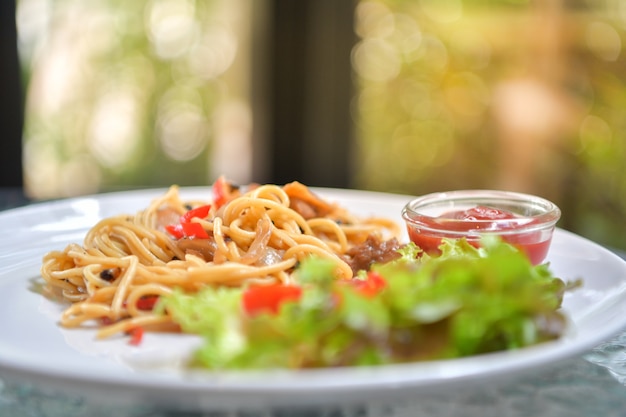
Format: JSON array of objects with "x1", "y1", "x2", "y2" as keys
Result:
[
  {"x1": 416, "y1": 34, "x2": 449, "y2": 73},
  {"x1": 187, "y1": 26, "x2": 238, "y2": 80},
  {"x1": 60, "y1": 155, "x2": 102, "y2": 197},
  {"x1": 355, "y1": 1, "x2": 395, "y2": 39},
  {"x1": 23, "y1": 138, "x2": 62, "y2": 199},
  {"x1": 419, "y1": 0, "x2": 463, "y2": 23},
  {"x1": 88, "y1": 89, "x2": 141, "y2": 168},
  {"x1": 579, "y1": 115, "x2": 612, "y2": 150},
  {"x1": 146, "y1": 0, "x2": 198, "y2": 59},
  {"x1": 390, "y1": 13, "x2": 423, "y2": 60},
  {"x1": 156, "y1": 86, "x2": 209, "y2": 161},
  {"x1": 352, "y1": 38, "x2": 401, "y2": 82},
  {"x1": 586, "y1": 21, "x2": 621, "y2": 61},
  {"x1": 444, "y1": 72, "x2": 489, "y2": 128}
]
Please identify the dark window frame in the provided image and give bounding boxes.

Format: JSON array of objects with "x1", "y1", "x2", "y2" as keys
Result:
[
  {"x1": 0, "y1": 0, "x2": 24, "y2": 188},
  {"x1": 252, "y1": 0, "x2": 356, "y2": 188}
]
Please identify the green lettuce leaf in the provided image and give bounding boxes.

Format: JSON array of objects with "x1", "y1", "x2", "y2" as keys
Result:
[{"x1": 159, "y1": 237, "x2": 573, "y2": 369}]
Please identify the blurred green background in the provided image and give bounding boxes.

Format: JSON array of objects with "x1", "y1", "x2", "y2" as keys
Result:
[{"x1": 17, "y1": 0, "x2": 626, "y2": 251}]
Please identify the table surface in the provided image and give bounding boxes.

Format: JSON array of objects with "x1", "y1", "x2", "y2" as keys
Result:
[{"x1": 2, "y1": 189, "x2": 626, "y2": 417}]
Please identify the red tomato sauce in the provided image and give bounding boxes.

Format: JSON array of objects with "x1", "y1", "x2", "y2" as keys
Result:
[{"x1": 406, "y1": 205, "x2": 552, "y2": 265}]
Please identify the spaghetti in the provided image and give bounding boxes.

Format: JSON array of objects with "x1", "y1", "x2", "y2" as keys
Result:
[{"x1": 41, "y1": 178, "x2": 400, "y2": 339}]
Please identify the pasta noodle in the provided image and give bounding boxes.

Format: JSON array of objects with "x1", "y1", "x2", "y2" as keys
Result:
[{"x1": 41, "y1": 179, "x2": 400, "y2": 339}]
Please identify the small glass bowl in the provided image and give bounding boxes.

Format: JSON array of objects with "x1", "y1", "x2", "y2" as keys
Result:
[{"x1": 401, "y1": 190, "x2": 561, "y2": 265}]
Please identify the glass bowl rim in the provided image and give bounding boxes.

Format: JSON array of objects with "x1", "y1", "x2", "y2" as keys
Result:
[{"x1": 401, "y1": 189, "x2": 561, "y2": 236}]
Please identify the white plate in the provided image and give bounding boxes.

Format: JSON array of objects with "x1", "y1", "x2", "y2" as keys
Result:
[{"x1": 1, "y1": 187, "x2": 626, "y2": 411}]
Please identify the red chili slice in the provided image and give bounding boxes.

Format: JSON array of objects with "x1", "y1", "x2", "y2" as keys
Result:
[
  {"x1": 180, "y1": 204, "x2": 211, "y2": 224},
  {"x1": 349, "y1": 271, "x2": 387, "y2": 298},
  {"x1": 166, "y1": 220, "x2": 209, "y2": 239},
  {"x1": 212, "y1": 176, "x2": 232, "y2": 209},
  {"x1": 166, "y1": 204, "x2": 212, "y2": 239},
  {"x1": 100, "y1": 316, "x2": 114, "y2": 326},
  {"x1": 136, "y1": 295, "x2": 159, "y2": 311},
  {"x1": 165, "y1": 223, "x2": 185, "y2": 239},
  {"x1": 128, "y1": 327, "x2": 144, "y2": 346},
  {"x1": 180, "y1": 222, "x2": 209, "y2": 239},
  {"x1": 242, "y1": 285, "x2": 303, "y2": 316}
]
